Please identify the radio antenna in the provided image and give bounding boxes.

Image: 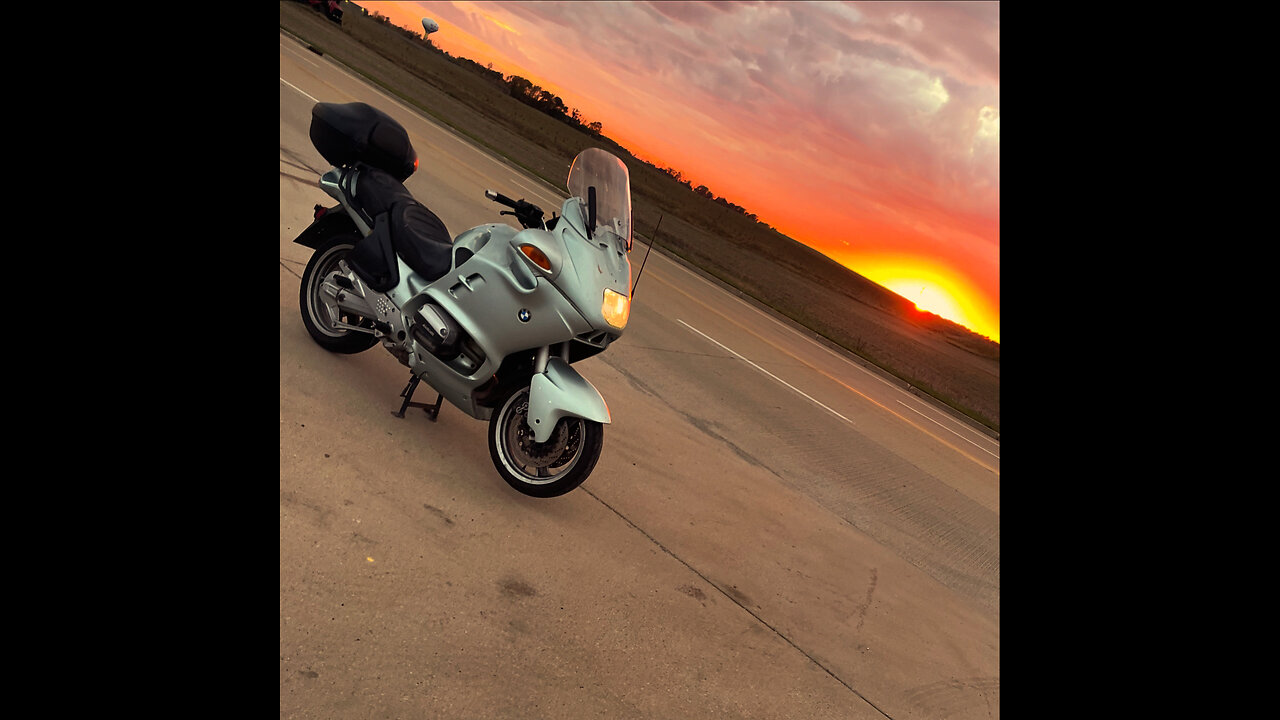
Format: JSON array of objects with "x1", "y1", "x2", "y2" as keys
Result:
[{"x1": 631, "y1": 213, "x2": 662, "y2": 301}]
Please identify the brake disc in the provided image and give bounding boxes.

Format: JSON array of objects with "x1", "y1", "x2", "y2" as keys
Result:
[{"x1": 511, "y1": 397, "x2": 571, "y2": 469}]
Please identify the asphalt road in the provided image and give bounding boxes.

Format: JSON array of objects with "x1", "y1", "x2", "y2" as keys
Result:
[{"x1": 280, "y1": 33, "x2": 999, "y2": 720}]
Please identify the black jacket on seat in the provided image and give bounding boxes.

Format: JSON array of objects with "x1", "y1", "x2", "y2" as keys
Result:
[
  {"x1": 345, "y1": 166, "x2": 453, "y2": 292},
  {"x1": 390, "y1": 201, "x2": 452, "y2": 284},
  {"x1": 355, "y1": 164, "x2": 416, "y2": 219},
  {"x1": 346, "y1": 212, "x2": 399, "y2": 292}
]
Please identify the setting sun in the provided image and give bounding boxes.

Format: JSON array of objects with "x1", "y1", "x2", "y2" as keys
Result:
[
  {"x1": 841, "y1": 254, "x2": 999, "y2": 343},
  {"x1": 884, "y1": 279, "x2": 965, "y2": 320}
]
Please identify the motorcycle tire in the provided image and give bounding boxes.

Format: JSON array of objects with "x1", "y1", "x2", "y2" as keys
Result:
[
  {"x1": 298, "y1": 233, "x2": 380, "y2": 354},
  {"x1": 488, "y1": 386, "x2": 604, "y2": 498}
]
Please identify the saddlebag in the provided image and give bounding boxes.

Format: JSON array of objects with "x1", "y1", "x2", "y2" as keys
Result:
[{"x1": 310, "y1": 102, "x2": 417, "y2": 182}]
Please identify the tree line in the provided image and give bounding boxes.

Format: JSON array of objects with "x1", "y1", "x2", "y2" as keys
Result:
[
  {"x1": 504, "y1": 75, "x2": 603, "y2": 136},
  {"x1": 651, "y1": 166, "x2": 758, "y2": 221},
  {"x1": 364, "y1": 9, "x2": 606, "y2": 136}
]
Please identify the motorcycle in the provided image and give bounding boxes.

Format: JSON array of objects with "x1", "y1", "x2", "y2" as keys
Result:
[{"x1": 292, "y1": 101, "x2": 633, "y2": 497}]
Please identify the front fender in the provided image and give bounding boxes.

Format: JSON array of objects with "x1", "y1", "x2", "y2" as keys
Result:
[
  {"x1": 293, "y1": 207, "x2": 360, "y2": 249},
  {"x1": 527, "y1": 357, "x2": 610, "y2": 443}
]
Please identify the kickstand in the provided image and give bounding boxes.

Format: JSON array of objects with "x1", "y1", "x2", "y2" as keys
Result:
[{"x1": 391, "y1": 374, "x2": 444, "y2": 422}]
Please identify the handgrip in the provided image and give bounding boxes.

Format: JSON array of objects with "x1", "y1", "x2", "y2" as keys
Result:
[
  {"x1": 486, "y1": 189, "x2": 545, "y2": 229},
  {"x1": 485, "y1": 189, "x2": 518, "y2": 208}
]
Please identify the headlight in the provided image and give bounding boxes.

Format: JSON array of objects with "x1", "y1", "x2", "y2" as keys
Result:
[{"x1": 601, "y1": 288, "x2": 630, "y2": 329}]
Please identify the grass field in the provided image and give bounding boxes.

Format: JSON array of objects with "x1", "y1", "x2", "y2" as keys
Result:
[{"x1": 279, "y1": 1, "x2": 1000, "y2": 434}]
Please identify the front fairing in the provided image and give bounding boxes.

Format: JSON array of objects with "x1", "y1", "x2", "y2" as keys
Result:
[
  {"x1": 552, "y1": 148, "x2": 634, "y2": 336},
  {"x1": 552, "y1": 196, "x2": 631, "y2": 336}
]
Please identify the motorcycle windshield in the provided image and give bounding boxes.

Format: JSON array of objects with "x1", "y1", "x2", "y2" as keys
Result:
[{"x1": 566, "y1": 148, "x2": 632, "y2": 252}]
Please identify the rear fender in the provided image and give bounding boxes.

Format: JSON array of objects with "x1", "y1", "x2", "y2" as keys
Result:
[{"x1": 294, "y1": 207, "x2": 360, "y2": 249}]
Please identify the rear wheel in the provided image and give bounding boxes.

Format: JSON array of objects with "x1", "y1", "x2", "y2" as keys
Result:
[
  {"x1": 298, "y1": 233, "x2": 379, "y2": 354},
  {"x1": 488, "y1": 387, "x2": 604, "y2": 498}
]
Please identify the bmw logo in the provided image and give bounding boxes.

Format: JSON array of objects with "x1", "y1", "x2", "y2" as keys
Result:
[{"x1": 518, "y1": 308, "x2": 531, "y2": 323}]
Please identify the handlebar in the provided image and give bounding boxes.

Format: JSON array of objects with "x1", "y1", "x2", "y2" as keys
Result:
[
  {"x1": 485, "y1": 189, "x2": 545, "y2": 229},
  {"x1": 485, "y1": 189, "x2": 519, "y2": 208}
]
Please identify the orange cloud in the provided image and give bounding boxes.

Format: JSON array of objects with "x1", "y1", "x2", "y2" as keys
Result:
[{"x1": 357, "y1": 2, "x2": 999, "y2": 343}]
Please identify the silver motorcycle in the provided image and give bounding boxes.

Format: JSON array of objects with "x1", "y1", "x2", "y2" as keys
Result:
[{"x1": 293, "y1": 101, "x2": 633, "y2": 497}]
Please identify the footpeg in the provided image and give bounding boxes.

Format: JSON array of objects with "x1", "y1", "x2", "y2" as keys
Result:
[{"x1": 391, "y1": 373, "x2": 443, "y2": 421}]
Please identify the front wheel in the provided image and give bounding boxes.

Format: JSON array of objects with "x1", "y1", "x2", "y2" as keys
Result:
[
  {"x1": 298, "y1": 233, "x2": 379, "y2": 354},
  {"x1": 488, "y1": 387, "x2": 604, "y2": 498}
]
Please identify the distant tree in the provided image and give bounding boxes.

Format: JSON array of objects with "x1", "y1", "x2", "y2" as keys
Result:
[
  {"x1": 507, "y1": 75, "x2": 535, "y2": 100},
  {"x1": 501, "y1": 75, "x2": 604, "y2": 134},
  {"x1": 533, "y1": 89, "x2": 567, "y2": 116}
]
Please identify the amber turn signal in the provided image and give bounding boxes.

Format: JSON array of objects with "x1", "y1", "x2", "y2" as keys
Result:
[{"x1": 519, "y1": 244, "x2": 553, "y2": 272}]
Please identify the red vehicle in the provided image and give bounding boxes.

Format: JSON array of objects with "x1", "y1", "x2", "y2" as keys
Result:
[{"x1": 298, "y1": 0, "x2": 342, "y2": 23}]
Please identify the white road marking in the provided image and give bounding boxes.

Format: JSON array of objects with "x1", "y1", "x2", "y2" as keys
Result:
[
  {"x1": 280, "y1": 41, "x2": 325, "y2": 70},
  {"x1": 650, "y1": 249, "x2": 998, "y2": 451},
  {"x1": 677, "y1": 319, "x2": 853, "y2": 425},
  {"x1": 651, "y1": 250, "x2": 902, "y2": 393},
  {"x1": 282, "y1": 37, "x2": 516, "y2": 178},
  {"x1": 896, "y1": 401, "x2": 1000, "y2": 459},
  {"x1": 279, "y1": 77, "x2": 317, "y2": 103},
  {"x1": 512, "y1": 178, "x2": 555, "y2": 201}
]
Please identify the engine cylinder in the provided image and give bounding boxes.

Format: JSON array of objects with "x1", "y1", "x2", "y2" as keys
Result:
[{"x1": 411, "y1": 304, "x2": 462, "y2": 361}]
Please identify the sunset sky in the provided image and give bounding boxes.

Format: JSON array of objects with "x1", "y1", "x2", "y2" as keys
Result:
[{"x1": 358, "y1": 1, "x2": 1000, "y2": 342}]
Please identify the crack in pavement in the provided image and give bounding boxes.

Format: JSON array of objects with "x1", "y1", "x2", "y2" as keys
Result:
[
  {"x1": 280, "y1": 259, "x2": 304, "y2": 280},
  {"x1": 583, "y1": 487, "x2": 896, "y2": 720}
]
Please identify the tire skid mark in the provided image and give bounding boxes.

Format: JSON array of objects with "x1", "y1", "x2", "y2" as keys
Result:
[{"x1": 854, "y1": 568, "x2": 878, "y2": 632}]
